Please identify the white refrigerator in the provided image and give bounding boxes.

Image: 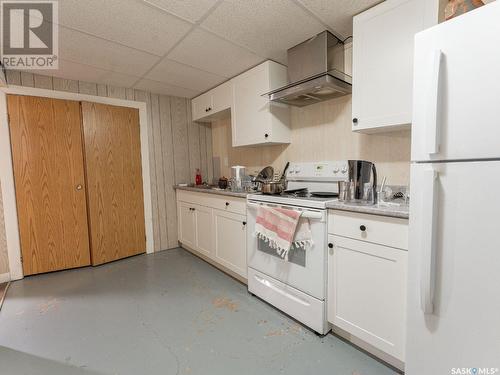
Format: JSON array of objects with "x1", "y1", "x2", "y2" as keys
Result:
[{"x1": 407, "y1": 2, "x2": 500, "y2": 374}]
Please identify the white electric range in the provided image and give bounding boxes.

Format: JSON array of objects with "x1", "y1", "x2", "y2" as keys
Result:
[{"x1": 246, "y1": 161, "x2": 348, "y2": 334}]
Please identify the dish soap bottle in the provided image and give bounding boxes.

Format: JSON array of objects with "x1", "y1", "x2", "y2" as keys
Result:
[{"x1": 195, "y1": 168, "x2": 202, "y2": 185}]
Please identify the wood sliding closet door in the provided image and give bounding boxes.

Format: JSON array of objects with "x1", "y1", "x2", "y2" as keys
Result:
[
  {"x1": 81, "y1": 102, "x2": 146, "y2": 265},
  {"x1": 7, "y1": 95, "x2": 91, "y2": 275}
]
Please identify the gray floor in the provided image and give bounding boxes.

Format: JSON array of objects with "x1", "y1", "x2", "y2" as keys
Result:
[{"x1": 0, "y1": 248, "x2": 398, "y2": 375}]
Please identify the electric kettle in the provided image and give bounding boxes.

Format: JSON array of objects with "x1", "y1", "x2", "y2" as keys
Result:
[{"x1": 346, "y1": 160, "x2": 377, "y2": 205}]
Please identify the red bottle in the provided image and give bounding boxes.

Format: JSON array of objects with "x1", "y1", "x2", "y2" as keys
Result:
[{"x1": 195, "y1": 168, "x2": 202, "y2": 185}]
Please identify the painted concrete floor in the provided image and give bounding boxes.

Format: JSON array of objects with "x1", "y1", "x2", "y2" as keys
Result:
[{"x1": 0, "y1": 248, "x2": 398, "y2": 375}]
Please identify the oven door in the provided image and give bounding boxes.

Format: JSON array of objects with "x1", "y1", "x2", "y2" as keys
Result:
[{"x1": 246, "y1": 200, "x2": 327, "y2": 300}]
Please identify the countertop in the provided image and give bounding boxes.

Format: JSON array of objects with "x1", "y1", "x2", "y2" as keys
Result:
[
  {"x1": 326, "y1": 200, "x2": 409, "y2": 219},
  {"x1": 174, "y1": 185, "x2": 250, "y2": 198},
  {"x1": 174, "y1": 185, "x2": 409, "y2": 219}
]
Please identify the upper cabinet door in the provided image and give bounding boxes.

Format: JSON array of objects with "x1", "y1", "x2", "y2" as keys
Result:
[
  {"x1": 192, "y1": 92, "x2": 213, "y2": 122},
  {"x1": 211, "y1": 80, "x2": 232, "y2": 114},
  {"x1": 231, "y1": 61, "x2": 290, "y2": 147},
  {"x1": 352, "y1": 0, "x2": 439, "y2": 133},
  {"x1": 411, "y1": 2, "x2": 500, "y2": 162}
]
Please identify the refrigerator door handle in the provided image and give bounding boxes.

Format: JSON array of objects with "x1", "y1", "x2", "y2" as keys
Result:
[
  {"x1": 426, "y1": 49, "x2": 443, "y2": 155},
  {"x1": 420, "y1": 169, "x2": 439, "y2": 314}
]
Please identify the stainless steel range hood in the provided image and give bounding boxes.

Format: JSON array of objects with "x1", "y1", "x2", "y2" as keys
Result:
[{"x1": 266, "y1": 31, "x2": 352, "y2": 107}]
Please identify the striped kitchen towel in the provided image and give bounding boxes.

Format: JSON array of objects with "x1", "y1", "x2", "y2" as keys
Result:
[{"x1": 255, "y1": 206, "x2": 313, "y2": 259}]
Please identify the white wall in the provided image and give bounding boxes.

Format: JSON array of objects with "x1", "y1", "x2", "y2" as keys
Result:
[{"x1": 212, "y1": 95, "x2": 411, "y2": 186}]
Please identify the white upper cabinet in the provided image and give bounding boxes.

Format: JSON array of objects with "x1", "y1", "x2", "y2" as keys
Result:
[
  {"x1": 352, "y1": 0, "x2": 441, "y2": 133},
  {"x1": 211, "y1": 80, "x2": 232, "y2": 114},
  {"x1": 191, "y1": 61, "x2": 290, "y2": 147},
  {"x1": 192, "y1": 91, "x2": 213, "y2": 122},
  {"x1": 192, "y1": 80, "x2": 232, "y2": 122},
  {"x1": 231, "y1": 61, "x2": 290, "y2": 147}
]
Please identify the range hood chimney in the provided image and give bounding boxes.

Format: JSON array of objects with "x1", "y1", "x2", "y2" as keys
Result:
[{"x1": 266, "y1": 31, "x2": 352, "y2": 107}]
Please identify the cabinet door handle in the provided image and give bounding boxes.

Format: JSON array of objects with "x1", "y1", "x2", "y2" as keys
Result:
[
  {"x1": 76, "y1": 184, "x2": 83, "y2": 191},
  {"x1": 328, "y1": 243, "x2": 333, "y2": 248},
  {"x1": 242, "y1": 221, "x2": 247, "y2": 226},
  {"x1": 359, "y1": 225, "x2": 366, "y2": 232},
  {"x1": 264, "y1": 133, "x2": 269, "y2": 139},
  {"x1": 352, "y1": 118, "x2": 358, "y2": 125},
  {"x1": 225, "y1": 202, "x2": 230, "y2": 206}
]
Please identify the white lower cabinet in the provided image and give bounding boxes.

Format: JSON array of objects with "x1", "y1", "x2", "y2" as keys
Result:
[
  {"x1": 327, "y1": 210, "x2": 408, "y2": 364},
  {"x1": 194, "y1": 204, "x2": 213, "y2": 257},
  {"x1": 176, "y1": 190, "x2": 247, "y2": 281},
  {"x1": 178, "y1": 201, "x2": 196, "y2": 249},
  {"x1": 213, "y1": 209, "x2": 247, "y2": 278}
]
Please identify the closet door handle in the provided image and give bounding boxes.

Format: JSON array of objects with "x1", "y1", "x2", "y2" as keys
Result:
[{"x1": 76, "y1": 184, "x2": 83, "y2": 191}]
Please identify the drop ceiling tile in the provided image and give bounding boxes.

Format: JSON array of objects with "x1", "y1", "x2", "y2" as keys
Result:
[
  {"x1": 35, "y1": 59, "x2": 104, "y2": 84},
  {"x1": 36, "y1": 59, "x2": 140, "y2": 88},
  {"x1": 134, "y1": 78, "x2": 199, "y2": 98},
  {"x1": 200, "y1": 0, "x2": 326, "y2": 64},
  {"x1": 297, "y1": 0, "x2": 382, "y2": 37},
  {"x1": 57, "y1": 0, "x2": 192, "y2": 56},
  {"x1": 146, "y1": 58, "x2": 227, "y2": 92},
  {"x1": 59, "y1": 27, "x2": 160, "y2": 77},
  {"x1": 99, "y1": 71, "x2": 141, "y2": 88},
  {"x1": 143, "y1": 0, "x2": 219, "y2": 23},
  {"x1": 168, "y1": 29, "x2": 263, "y2": 78}
]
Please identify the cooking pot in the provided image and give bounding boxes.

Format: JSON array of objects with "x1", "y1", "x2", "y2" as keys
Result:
[
  {"x1": 259, "y1": 162, "x2": 290, "y2": 195},
  {"x1": 261, "y1": 181, "x2": 285, "y2": 195}
]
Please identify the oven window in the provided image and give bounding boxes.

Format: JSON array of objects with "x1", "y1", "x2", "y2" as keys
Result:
[{"x1": 257, "y1": 238, "x2": 306, "y2": 267}]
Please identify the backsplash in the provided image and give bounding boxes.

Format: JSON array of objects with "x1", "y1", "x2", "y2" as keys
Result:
[{"x1": 211, "y1": 95, "x2": 411, "y2": 186}]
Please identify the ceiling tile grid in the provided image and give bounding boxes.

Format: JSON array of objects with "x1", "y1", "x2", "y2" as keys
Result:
[
  {"x1": 200, "y1": 0, "x2": 327, "y2": 63},
  {"x1": 36, "y1": 59, "x2": 141, "y2": 88},
  {"x1": 146, "y1": 59, "x2": 228, "y2": 92},
  {"x1": 296, "y1": 0, "x2": 382, "y2": 38},
  {"x1": 59, "y1": 26, "x2": 161, "y2": 77},
  {"x1": 142, "y1": 0, "x2": 221, "y2": 23},
  {"x1": 20, "y1": 0, "x2": 383, "y2": 98},
  {"x1": 167, "y1": 28, "x2": 264, "y2": 79},
  {"x1": 57, "y1": 0, "x2": 193, "y2": 56},
  {"x1": 134, "y1": 78, "x2": 199, "y2": 97}
]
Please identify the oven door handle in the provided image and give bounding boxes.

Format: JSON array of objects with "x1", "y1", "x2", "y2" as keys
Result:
[{"x1": 246, "y1": 202, "x2": 324, "y2": 220}]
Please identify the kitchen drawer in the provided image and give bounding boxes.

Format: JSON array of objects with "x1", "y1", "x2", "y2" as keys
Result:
[
  {"x1": 328, "y1": 210, "x2": 408, "y2": 250},
  {"x1": 176, "y1": 190, "x2": 246, "y2": 216},
  {"x1": 211, "y1": 195, "x2": 246, "y2": 216}
]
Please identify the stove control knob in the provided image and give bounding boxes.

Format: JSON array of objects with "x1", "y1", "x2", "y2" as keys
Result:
[
  {"x1": 333, "y1": 168, "x2": 339, "y2": 174},
  {"x1": 295, "y1": 169, "x2": 301, "y2": 174},
  {"x1": 341, "y1": 166, "x2": 348, "y2": 174}
]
